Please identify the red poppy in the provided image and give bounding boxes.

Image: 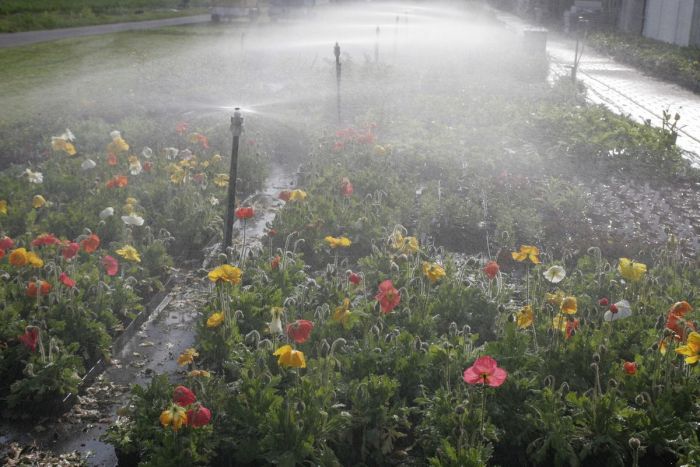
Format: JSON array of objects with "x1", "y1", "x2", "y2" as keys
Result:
[
  {"x1": 565, "y1": 318, "x2": 580, "y2": 340},
  {"x1": 376, "y1": 279, "x2": 400, "y2": 314},
  {"x1": 106, "y1": 175, "x2": 128, "y2": 188},
  {"x1": 286, "y1": 319, "x2": 314, "y2": 344},
  {"x1": 143, "y1": 161, "x2": 153, "y2": 172},
  {"x1": 173, "y1": 385, "x2": 197, "y2": 407},
  {"x1": 19, "y1": 327, "x2": 40, "y2": 352},
  {"x1": 278, "y1": 191, "x2": 291, "y2": 202},
  {"x1": 59, "y1": 272, "x2": 76, "y2": 288},
  {"x1": 271, "y1": 255, "x2": 281, "y2": 270},
  {"x1": 107, "y1": 152, "x2": 118, "y2": 166},
  {"x1": 0, "y1": 236, "x2": 14, "y2": 250},
  {"x1": 665, "y1": 301, "x2": 695, "y2": 339},
  {"x1": 31, "y1": 233, "x2": 60, "y2": 247},
  {"x1": 623, "y1": 361, "x2": 637, "y2": 375},
  {"x1": 609, "y1": 304, "x2": 618, "y2": 314},
  {"x1": 235, "y1": 207, "x2": 254, "y2": 220},
  {"x1": 27, "y1": 280, "x2": 52, "y2": 298},
  {"x1": 340, "y1": 177, "x2": 353, "y2": 197},
  {"x1": 186, "y1": 405, "x2": 212, "y2": 427},
  {"x1": 333, "y1": 141, "x2": 345, "y2": 152},
  {"x1": 348, "y1": 271, "x2": 362, "y2": 285},
  {"x1": 598, "y1": 297, "x2": 609, "y2": 307},
  {"x1": 102, "y1": 255, "x2": 119, "y2": 276},
  {"x1": 267, "y1": 228, "x2": 277, "y2": 237},
  {"x1": 62, "y1": 242, "x2": 80, "y2": 260},
  {"x1": 192, "y1": 133, "x2": 209, "y2": 149},
  {"x1": 483, "y1": 261, "x2": 499, "y2": 280},
  {"x1": 176, "y1": 121, "x2": 189, "y2": 135},
  {"x1": 81, "y1": 234, "x2": 100, "y2": 254},
  {"x1": 0, "y1": 249, "x2": 4, "y2": 260}
]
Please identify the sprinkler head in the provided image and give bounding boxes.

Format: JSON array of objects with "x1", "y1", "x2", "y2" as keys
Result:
[{"x1": 231, "y1": 108, "x2": 244, "y2": 137}]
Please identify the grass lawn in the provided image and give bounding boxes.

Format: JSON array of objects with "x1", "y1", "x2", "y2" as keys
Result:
[{"x1": 0, "y1": 0, "x2": 209, "y2": 33}]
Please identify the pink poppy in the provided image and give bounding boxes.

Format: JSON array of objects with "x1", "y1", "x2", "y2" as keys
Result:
[
  {"x1": 348, "y1": 272, "x2": 361, "y2": 286},
  {"x1": 19, "y1": 326, "x2": 40, "y2": 352},
  {"x1": 173, "y1": 385, "x2": 197, "y2": 407},
  {"x1": 101, "y1": 255, "x2": 119, "y2": 276},
  {"x1": 59, "y1": 272, "x2": 76, "y2": 288},
  {"x1": 0, "y1": 236, "x2": 14, "y2": 251},
  {"x1": 483, "y1": 261, "x2": 499, "y2": 280},
  {"x1": 31, "y1": 233, "x2": 60, "y2": 247},
  {"x1": 286, "y1": 319, "x2": 314, "y2": 344},
  {"x1": 463, "y1": 355, "x2": 507, "y2": 387},
  {"x1": 623, "y1": 361, "x2": 637, "y2": 375},
  {"x1": 176, "y1": 121, "x2": 189, "y2": 135},
  {"x1": 375, "y1": 280, "x2": 400, "y2": 314},
  {"x1": 187, "y1": 405, "x2": 212, "y2": 427},
  {"x1": 62, "y1": 242, "x2": 80, "y2": 260}
]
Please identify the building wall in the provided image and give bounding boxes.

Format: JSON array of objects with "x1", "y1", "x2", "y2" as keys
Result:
[
  {"x1": 643, "y1": 0, "x2": 696, "y2": 46},
  {"x1": 618, "y1": 0, "x2": 645, "y2": 34}
]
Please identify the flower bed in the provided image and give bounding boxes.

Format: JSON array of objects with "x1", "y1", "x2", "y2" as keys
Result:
[
  {"x1": 0, "y1": 123, "x2": 267, "y2": 416},
  {"x1": 105, "y1": 113, "x2": 700, "y2": 465}
]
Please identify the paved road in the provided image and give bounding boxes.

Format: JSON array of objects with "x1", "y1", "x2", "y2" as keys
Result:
[
  {"x1": 0, "y1": 14, "x2": 211, "y2": 48},
  {"x1": 497, "y1": 12, "x2": 700, "y2": 167}
]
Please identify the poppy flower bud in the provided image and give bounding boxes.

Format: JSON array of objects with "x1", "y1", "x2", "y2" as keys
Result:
[
  {"x1": 592, "y1": 353, "x2": 600, "y2": 363},
  {"x1": 455, "y1": 405, "x2": 466, "y2": 415},
  {"x1": 608, "y1": 378, "x2": 618, "y2": 389},
  {"x1": 609, "y1": 304, "x2": 618, "y2": 314},
  {"x1": 628, "y1": 437, "x2": 641, "y2": 450},
  {"x1": 635, "y1": 394, "x2": 646, "y2": 406},
  {"x1": 498, "y1": 304, "x2": 506, "y2": 313},
  {"x1": 598, "y1": 344, "x2": 608, "y2": 354},
  {"x1": 559, "y1": 382, "x2": 569, "y2": 394}
]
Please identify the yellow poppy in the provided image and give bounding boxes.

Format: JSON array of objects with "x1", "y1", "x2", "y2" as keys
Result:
[
  {"x1": 675, "y1": 332, "x2": 700, "y2": 365},
  {"x1": 273, "y1": 345, "x2": 306, "y2": 368},
  {"x1": 324, "y1": 236, "x2": 352, "y2": 249},
  {"x1": 160, "y1": 404, "x2": 188, "y2": 431},
  {"x1": 169, "y1": 165, "x2": 186, "y2": 185},
  {"x1": 107, "y1": 136, "x2": 129, "y2": 153},
  {"x1": 545, "y1": 290, "x2": 565, "y2": 307},
  {"x1": 390, "y1": 232, "x2": 419, "y2": 254},
  {"x1": 207, "y1": 264, "x2": 242, "y2": 285},
  {"x1": 51, "y1": 137, "x2": 77, "y2": 156},
  {"x1": 515, "y1": 305, "x2": 534, "y2": 328},
  {"x1": 116, "y1": 245, "x2": 141, "y2": 263},
  {"x1": 422, "y1": 262, "x2": 446, "y2": 283},
  {"x1": 511, "y1": 245, "x2": 540, "y2": 264},
  {"x1": 0, "y1": 200, "x2": 7, "y2": 215},
  {"x1": 374, "y1": 145, "x2": 387, "y2": 156},
  {"x1": 9, "y1": 248, "x2": 29, "y2": 267},
  {"x1": 177, "y1": 347, "x2": 199, "y2": 366},
  {"x1": 32, "y1": 195, "x2": 47, "y2": 209},
  {"x1": 618, "y1": 258, "x2": 647, "y2": 282},
  {"x1": 27, "y1": 251, "x2": 43, "y2": 268},
  {"x1": 333, "y1": 298, "x2": 352, "y2": 326},
  {"x1": 213, "y1": 174, "x2": 229, "y2": 187},
  {"x1": 289, "y1": 189, "x2": 307, "y2": 201},
  {"x1": 188, "y1": 369, "x2": 211, "y2": 378},
  {"x1": 561, "y1": 296, "x2": 577, "y2": 314},
  {"x1": 207, "y1": 312, "x2": 225, "y2": 328}
]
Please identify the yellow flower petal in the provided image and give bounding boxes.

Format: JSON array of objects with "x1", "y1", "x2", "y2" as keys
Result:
[
  {"x1": 116, "y1": 245, "x2": 141, "y2": 263},
  {"x1": 561, "y1": 296, "x2": 577, "y2": 314},
  {"x1": 207, "y1": 312, "x2": 225, "y2": 328},
  {"x1": 0, "y1": 200, "x2": 7, "y2": 215},
  {"x1": 207, "y1": 264, "x2": 242, "y2": 284}
]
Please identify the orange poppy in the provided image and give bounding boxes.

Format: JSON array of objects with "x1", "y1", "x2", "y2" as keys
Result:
[{"x1": 81, "y1": 234, "x2": 100, "y2": 253}]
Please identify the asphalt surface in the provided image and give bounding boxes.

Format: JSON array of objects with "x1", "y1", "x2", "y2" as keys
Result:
[{"x1": 0, "y1": 15, "x2": 211, "y2": 48}]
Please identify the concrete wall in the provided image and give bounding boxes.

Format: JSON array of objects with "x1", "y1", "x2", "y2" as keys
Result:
[{"x1": 643, "y1": 0, "x2": 696, "y2": 46}]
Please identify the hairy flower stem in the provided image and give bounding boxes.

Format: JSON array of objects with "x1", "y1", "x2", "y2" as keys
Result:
[{"x1": 480, "y1": 386, "x2": 486, "y2": 437}]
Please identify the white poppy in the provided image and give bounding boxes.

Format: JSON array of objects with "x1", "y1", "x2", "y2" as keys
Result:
[
  {"x1": 604, "y1": 299, "x2": 632, "y2": 321},
  {"x1": 141, "y1": 146, "x2": 153, "y2": 159},
  {"x1": 269, "y1": 315, "x2": 283, "y2": 334},
  {"x1": 164, "y1": 147, "x2": 179, "y2": 160},
  {"x1": 121, "y1": 214, "x2": 144, "y2": 226},
  {"x1": 110, "y1": 130, "x2": 122, "y2": 141},
  {"x1": 180, "y1": 149, "x2": 193, "y2": 160},
  {"x1": 209, "y1": 196, "x2": 219, "y2": 206},
  {"x1": 81, "y1": 159, "x2": 96, "y2": 170},
  {"x1": 543, "y1": 265, "x2": 566, "y2": 283},
  {"x1": 62, "y1": 129, "x2": 75, "y2": 142},
  {"x1": 25, "y1": 169, "x2": 43, "y2": 184},
  {"x1": 99, "y1": 207, "x2": 114, "y2": 219},
  {"x1": 129, "y1": 159, "x2": 142, "y2": 175}
]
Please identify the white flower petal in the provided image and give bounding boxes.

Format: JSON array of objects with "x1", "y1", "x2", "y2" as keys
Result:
[
  {"x1": 110, "y1": 130, "x2": 121, "y2": 141},
  {"x1": 141, "y1": 146, "x2": 153, "y2": 159},
  {"x1": 63, "y1": 129, "x2": 75, "y2": 142},
  {"x1": 100, "y1": 207, "x2": 114, "y2": 219},
  {"x1": 81, "y1": 159, "x2": 96, "y2": 170},
  {"x1": 121, "y1": 214, "x2": 144, "y2": 226},
  {"x1": 543, "y1": 265, "x2": 566, "y2": 284}
]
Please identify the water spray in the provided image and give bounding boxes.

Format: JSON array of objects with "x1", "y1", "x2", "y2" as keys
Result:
[
  {"x1": 224, "y1": 108, "x2": 244, "y2": 254},
  {"x1": 334, "y1": 42, "x2": 341, "y2": 123},
  {"x1": 375, "y1": 26, "x2": 380, "y2": 63}
]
